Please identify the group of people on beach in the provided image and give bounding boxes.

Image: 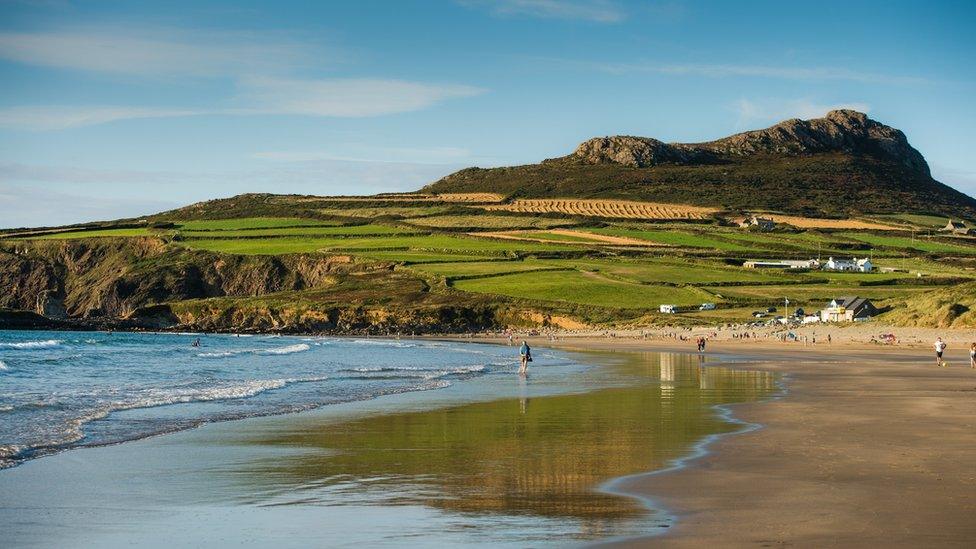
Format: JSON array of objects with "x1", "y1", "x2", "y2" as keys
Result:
[
  {"x1": 696, "y1": 336, "x2": 707, "y2": 353},
  {"x1": 933, "y1": 338, "x2": 976, "y2": 368}
]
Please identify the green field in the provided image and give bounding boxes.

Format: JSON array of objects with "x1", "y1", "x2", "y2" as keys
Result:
[
  {"x1": 540, "y1": 258, "x2": 795, "y2": 285},
  {"x1": 453, "y1": 270, "x2": 710, "y2": 309},
  {"x1": 409, "y1": 259, "x2": 563, "y2": 278},
  {"x1": 353, "y1": 251, "x2": 499, "y2": 263},
  {"x1": 705, "y1": 283, "x2": 934, "y2": 304},
  {"x1": 840, "y1": 233, "x2": 976, "y2": 254},
  {"x1": 179, "y1": 224, "x2": 411, "y2": 238},
  {"x1": 583, "y1": 228, "x2": 757, "y2": 252},
  {"x1": 874, "y1": 213, "x2": 949, "y2": 228},
  {"x1": 180, "y1": 234, "x2": 574, "y2": 256},
  {"x1": 177, "y1": 217, "x2": 338, "y2": 230}
]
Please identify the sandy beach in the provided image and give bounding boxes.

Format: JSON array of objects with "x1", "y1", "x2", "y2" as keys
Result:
[{"x1": 512, "y1": 336, "x2": 976, "y2": 547}]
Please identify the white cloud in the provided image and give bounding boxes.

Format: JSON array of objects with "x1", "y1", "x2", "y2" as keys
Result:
[
  {"x1": 237, "y1": 77, "x2": 485, "y2": 118},
  {"x1": 0, "y1": 78, "x2": 486, "y2": 130},
  {"x1": 732, "y1": 98, "x2": 872, "y2": 129},
  {"x1": 459, "y1": 0, "x2": 624, "y2": 23},
  {"x1": 0, "y1": 28, "x2": 321, "y2": 77},
  {"x1": 0, "y1": 105, "x2": 206, "y2": 131}
]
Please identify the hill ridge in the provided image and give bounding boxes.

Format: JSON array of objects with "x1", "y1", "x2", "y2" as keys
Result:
[{"x1": 424, "y1": 111, "x2": 973, "y2": 217}]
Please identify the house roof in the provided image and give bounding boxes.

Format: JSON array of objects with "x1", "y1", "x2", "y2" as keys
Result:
[{"x1": 831, "y1": 296, "x2": 873, "y2": 312}]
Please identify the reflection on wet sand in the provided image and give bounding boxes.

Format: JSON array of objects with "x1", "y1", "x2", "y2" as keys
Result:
[{"x1": 237, "y1": 352, "x2": 777, "y2": 543}]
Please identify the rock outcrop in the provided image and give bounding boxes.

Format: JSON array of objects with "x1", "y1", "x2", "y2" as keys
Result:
[{"x1": 570, "y1": 110, "x2": 930, "y2": 176}]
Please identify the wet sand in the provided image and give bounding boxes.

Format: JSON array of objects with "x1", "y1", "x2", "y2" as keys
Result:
[{"x1": 534, "y1": 338, "x2": 976, "y2": 547}]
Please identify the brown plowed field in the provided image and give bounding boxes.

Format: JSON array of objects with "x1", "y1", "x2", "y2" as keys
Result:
[{"x1": 481, "y1": 199, "x2": 718, "y2": 219}]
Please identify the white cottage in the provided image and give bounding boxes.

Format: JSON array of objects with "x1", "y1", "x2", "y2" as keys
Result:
[{"x1": 823, "y1": 257, "x2": 872, "y2": 272}]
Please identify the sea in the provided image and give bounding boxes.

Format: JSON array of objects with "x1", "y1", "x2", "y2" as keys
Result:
[{"x1": 0, "y1": 329, "x2": 536, "y2": 468}]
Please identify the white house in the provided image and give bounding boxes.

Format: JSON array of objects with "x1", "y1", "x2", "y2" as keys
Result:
[{"x1": 823, "y1": 257, "x2": 873, "y2": 272}]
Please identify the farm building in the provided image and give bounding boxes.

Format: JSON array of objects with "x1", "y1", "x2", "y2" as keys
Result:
[
  {"x1": 738, "y1": 215, "x2": 776, "y2": 231},
  {"x1": 743, "y1": 259, "x2": 819, "y2": 269},
  {"x1": 820, "y1": 296, "x2": 878, "y2": 322},
  {"x1": 940, "y1": 220, "x2": 973, "y2": 235},
  {"x1": 823, "y1": 257, "x2": 873, "y2": 272}
]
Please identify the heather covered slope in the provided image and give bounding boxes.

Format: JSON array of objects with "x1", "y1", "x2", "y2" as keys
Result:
[{"x1": 424, "y1": 111, "x2": 976, "y2": 218}]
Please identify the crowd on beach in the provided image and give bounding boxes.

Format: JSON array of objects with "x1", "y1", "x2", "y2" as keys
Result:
[{"x1": 492, "y1": 325, "x2": 976, "y2": 372}]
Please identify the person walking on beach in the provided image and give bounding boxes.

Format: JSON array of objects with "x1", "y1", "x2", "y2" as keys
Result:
[
  {"x1": 970, "y1": 342, "x2": 975, "y2": 369},
  {"x1": 934, "y1": 337, "x2": 947, "y2": 367},
  {"x1": 518, "y1": 340, "x2": 532, "y2": 374}
]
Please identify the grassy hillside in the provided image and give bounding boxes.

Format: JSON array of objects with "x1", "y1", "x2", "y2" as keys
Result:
[
  {"x1": 883, "y1": 282, "x2": 976, "y2": 329},
  {"x1": 2, "y1": 191, "x2": 975, "y2": 332}
]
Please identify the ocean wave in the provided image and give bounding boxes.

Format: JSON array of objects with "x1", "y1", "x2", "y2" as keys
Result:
[
  {"x1": 339, "y1": 363, "x2": 487, "y2": 381},
  {"x1": 258, "y1": 343, "x2": 310, "y2": 355},
  {"x1": 196, "y1": 343, "x2": 311, "y2": 358},
  {"x1": 197, "y1": 351, "x2": 242, "y2": 358},
  {"x1": 0, "y1": 339, "x2": 62, "y2": 349},
  {"x1": 350, "y1": 340, "x2": 419, "y2": 348},
  {"x1": 0, "y1": 360, "x2": 7, "y2": 371},
  {"x1": 0, "y1": 404, "x2": 13, "y2": 412},
  {"x1": 1, "y1": 375, "x2": 334, "y2": 466}
]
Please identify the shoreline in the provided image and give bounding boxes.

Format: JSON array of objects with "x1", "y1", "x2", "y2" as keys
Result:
[
  {"x1": 0, "y1": 331, "x2": 777, "y2": 546},
  {"x1": 528, "y1": 337, "x2": 976, "y2": 547},
  {"x1": 5, "y1": 331, "x2": 976, "y2": 545}
]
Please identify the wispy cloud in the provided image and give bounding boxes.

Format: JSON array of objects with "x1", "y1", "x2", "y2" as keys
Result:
[
  {"x1": 0, "y1": 27, "x2": 322, "y2": 77},
  {"x1": 458, "y1": 0, "x2": 624, "y2": 23},
  {"x1": 237, "y1": 77, "x2": 484, "y2": 118},
  {"x1": 0, "y1": 105, "x2": 207, "y2": 131},
  {"x1": 0, "y1": 78, "x2": 486, "y2": 130},
  {"x1": 539, "y1": 58, "x2": 926, "y2": 85},
  {"x1": 0, "y1": 28, "x2": 484, "y2": 130},
  {"x1": 732, "y1": 98, "x2": 872, "y2": 129}
]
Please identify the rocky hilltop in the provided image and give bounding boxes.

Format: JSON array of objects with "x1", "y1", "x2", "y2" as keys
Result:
[
  {"x1": 573, "y1": 110, "x2": 929, "y2": 176},
  {"x1": 426, "y1": 110, "x2": 971, "y2": 217}
]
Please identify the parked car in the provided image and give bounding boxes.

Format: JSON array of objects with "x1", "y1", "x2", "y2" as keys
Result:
[
  {"x1": 699, "y1": 303, "x2": 716, "y2": 311},
  {"x1": 766, "y1": 307, "x2": 777, "y2": 313},
  {"x1": 753, "y1": 311, "x2": 767, "y2": 318}
]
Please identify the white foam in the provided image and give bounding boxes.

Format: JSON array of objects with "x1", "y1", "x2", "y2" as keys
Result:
[
  {"x1": 258, "y1": 343, "x2": 311, "y2": 355},
  {"x1": 0, "y1": 339, "x2": 62, "y2": 349},
  {"x1": 197, "y1": 351, "x2": 240, "y2": 358},
  {"x1": 0, "y1": 360, "x2": 7, "y2": 371}
]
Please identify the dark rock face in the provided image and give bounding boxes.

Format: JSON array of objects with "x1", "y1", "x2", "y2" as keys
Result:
[
  {"x1": 0, "y1": 239, "x2": 349, "y2": 322},
  {"x1": 571, "y1": 110, "x2": 930, "y2": 176}
]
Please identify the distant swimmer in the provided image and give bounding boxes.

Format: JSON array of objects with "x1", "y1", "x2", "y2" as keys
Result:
[
  {"x1": 192, "y1": 338, "x2": 201, "y2": 348},
  {"x1": 518, "y1": 340, "x2": 532, "y2": 375}
]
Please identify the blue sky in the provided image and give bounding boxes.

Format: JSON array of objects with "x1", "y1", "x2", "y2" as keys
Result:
[{"x1": 1, "y1": 0, "x2": 974, "y2": 227}]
